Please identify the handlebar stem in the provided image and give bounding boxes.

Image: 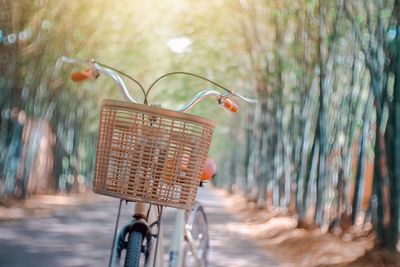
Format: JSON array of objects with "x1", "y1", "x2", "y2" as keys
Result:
[{"x1": 93, "y1": 63, "x2": 138, "y2": 103}]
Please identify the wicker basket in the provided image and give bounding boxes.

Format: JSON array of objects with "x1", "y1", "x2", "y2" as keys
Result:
[{"x1": 93, "y1": 100, "x2": 215, "y2": 210}]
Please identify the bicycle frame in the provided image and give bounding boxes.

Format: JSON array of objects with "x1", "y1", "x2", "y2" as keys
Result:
[
  {"x1": 167, "y1": 209, "x2": 186, "y2": 267},
  {"x1": 146, "y1": 204, "x2": 204, "y2": 267},
  {"x1": 56, "y1": 56, "x2": 255, "y2": 267}
]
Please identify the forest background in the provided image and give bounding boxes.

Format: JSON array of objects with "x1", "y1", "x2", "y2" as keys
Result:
[{"x1": 0, "y1": 0, "x2": 399, "y2": 258}]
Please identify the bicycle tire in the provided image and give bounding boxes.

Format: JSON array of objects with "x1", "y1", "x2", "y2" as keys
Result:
[
  {"x1": 182, "y1": 202, "x2": 209, "y2": 267},
  {"x1": 124, "y1": 231, "x2": 145, "y2": 267}
]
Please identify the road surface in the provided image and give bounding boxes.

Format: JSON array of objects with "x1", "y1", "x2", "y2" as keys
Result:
[{"x1": 0, "y1": 186, "x2": 276, "y2": 267}]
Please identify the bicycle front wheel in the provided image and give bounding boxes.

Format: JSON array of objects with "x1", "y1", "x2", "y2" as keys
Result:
[
  {"x1": 124, "y1": 231, "x2": 145, "y2": 267},
  {"x1": 183, "y1": 202, "x2": 209, "y2": 267}
]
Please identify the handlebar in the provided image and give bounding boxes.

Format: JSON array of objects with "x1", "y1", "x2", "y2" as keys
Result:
[
  {"x1": 56, "y1": 56, "x2": 138, "y2": 103},
  {"x1": 56, "y1": 56, "x2": 256, "y2": 112}
]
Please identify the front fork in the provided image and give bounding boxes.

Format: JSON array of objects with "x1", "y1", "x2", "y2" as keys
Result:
[
  {"x1": 110, "y1": 203, "x2": 199, "y2": 267},
  {"x1": 111, "y1": 218, "x2": 153, "y2": 266},
  {"x1": 110, "y1": 202, "x2": 155, "y2": 267}
]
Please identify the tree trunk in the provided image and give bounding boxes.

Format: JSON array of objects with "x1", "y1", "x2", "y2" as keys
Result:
[
  {"x1": 390, "y1": 32, "x2": 400, "y2": 250},
  {"x1": 385, "y1": 2, "x2": 400, "y2": 248},
  {"x1": 352, "y1": 93, "x2": 373, "y2": 224},
  {"x1": 373, "y1": 93, "x2": 392, "y2": 244},
  {"x1": 315, "y1": 0, "x2": 327, "y2": 225}
]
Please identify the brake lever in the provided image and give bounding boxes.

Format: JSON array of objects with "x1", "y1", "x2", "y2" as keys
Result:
[{"x1": 231, "y1": 91, "x2": 257, "y2": 104}]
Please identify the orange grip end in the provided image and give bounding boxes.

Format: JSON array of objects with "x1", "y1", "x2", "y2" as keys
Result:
[
  {"x1": 201, "y1": 159, "x2": 217, "y2": 181},
  {"x1": 223, "y1": 99, "x2": 238, "y2": 113},
  {"x1": 70, "y1": 69, "x2": 94, "y2": 83}
]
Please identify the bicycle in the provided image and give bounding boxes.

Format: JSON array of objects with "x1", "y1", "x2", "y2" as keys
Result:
[{"x1": 56, "y1": 56, "x2": 256, "y2": 267}]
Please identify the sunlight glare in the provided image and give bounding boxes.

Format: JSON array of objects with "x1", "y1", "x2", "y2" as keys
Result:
[{"x1": 167, "y1": 36, "x2": 192, "y2": 54}]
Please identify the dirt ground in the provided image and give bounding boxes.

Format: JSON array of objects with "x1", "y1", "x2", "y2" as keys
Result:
[
  {"x1": 1, "y1": 188, "x2": 400, "y2": 267},
  {"x1": 218, "y1": 189, "x2": 400, "y2": 267}
]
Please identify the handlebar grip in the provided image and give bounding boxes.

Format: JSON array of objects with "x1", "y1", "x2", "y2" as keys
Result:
[
  {"x1": 70, "y1": 69, "x2": 94, "y2": 83},
  {"x1": 223, "y1": 99, "x2": 238, "y2": 113}
]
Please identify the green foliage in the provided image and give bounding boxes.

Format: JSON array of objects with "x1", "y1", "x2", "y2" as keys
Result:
[
  {"x1": 0, "y1": 0, "x2": 249, "y2": 195},
  {"x1": 1, "y1": 0, "x2": 399, "y2": 250}
]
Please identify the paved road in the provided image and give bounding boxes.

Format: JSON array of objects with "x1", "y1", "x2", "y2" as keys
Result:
[{"x1": 0, "y1": 187, "x2": 276, "y2": 267}]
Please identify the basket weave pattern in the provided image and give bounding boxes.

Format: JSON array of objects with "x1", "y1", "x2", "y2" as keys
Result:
[{"x1": 93, "y1": 100, "x2": 215, "y2": 210}]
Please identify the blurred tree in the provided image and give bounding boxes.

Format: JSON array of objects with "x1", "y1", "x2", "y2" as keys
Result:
[
  {"x1": 1, "y1": 0, "x2": 399, "y2": 252},
  {"x1": 220, "y1": 0, "x2": 399, "y2": 250},
  {"x1": 385, "y1": 0, "x2": 400, "y2": 250}
]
